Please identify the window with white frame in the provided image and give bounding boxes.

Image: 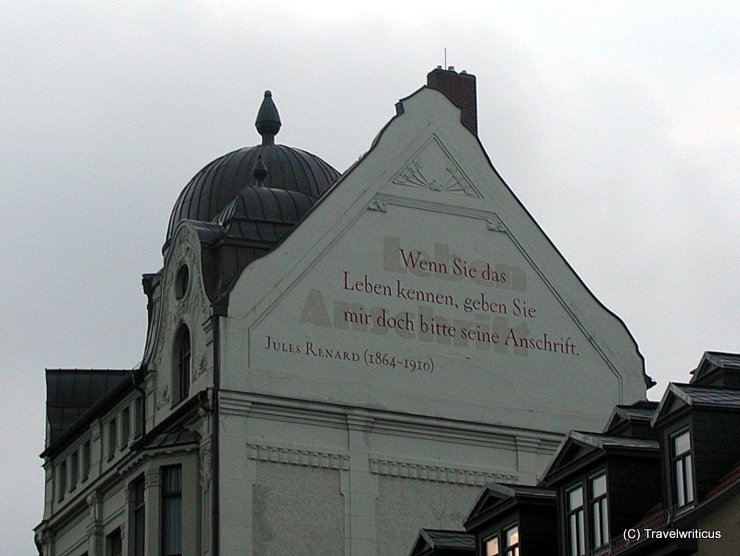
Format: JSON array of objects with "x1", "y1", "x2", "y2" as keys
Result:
[
  {"x1": 566, "y1": 485, "x2": 585, "y2": 556},
  {"x1": 672, "y1": 429, "x2": 694, "y2": 508},
  {"x1": 503, "y1": 525, "x2": 520, "y2": 556},
  {"x1": 590, "y1": 473, "x2": 609, "y2": 549},
  {"x1": 485, "y1": 535, "x2": 499, "y2": 556},
  {"x1": 484, "y1": 523, "x2": 520, "y2": 556}
]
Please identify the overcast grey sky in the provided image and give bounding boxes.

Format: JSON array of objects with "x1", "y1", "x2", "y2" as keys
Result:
[{"x1": 2, "y1": 1, "x2": 738, "y2": 552}]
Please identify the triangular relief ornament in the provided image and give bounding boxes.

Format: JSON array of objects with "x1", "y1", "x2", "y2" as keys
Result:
[{"x1": 391, "y1": 135, "x2": 481, "y2": 198}]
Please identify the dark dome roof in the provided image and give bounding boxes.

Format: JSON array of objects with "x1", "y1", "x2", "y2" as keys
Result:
[
  {"x1": 214, "y1": 185, "x2": 315, "y2": 243},
  {"x1": 165, "y1": 91, "x2": 340, "y2": 247}
]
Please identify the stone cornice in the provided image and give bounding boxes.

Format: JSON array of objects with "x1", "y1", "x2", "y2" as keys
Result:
[
  {"x1": 369, "y1": 457, "x2": 518, "y2": 486},
  {"x1": 247, "y1": 443, "x2": 350, "y2": 471},
  {"x1": 219, "y1": 390, "x2": 563, "y2": 450}
]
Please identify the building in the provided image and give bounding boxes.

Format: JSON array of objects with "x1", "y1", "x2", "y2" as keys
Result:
[
  {"x1": 414, "y1": 351, "x2": 739, "y2": 556},
  {"x1": 35, "y1": 68, "x2": 651, "y2": 556}
]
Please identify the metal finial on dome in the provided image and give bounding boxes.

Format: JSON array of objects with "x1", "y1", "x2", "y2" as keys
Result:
[
  {"x1": 255, "y1": 90, "x2": 281, "y2": 146},
  {"x1": 253, "y1": 154, "x2": 268, "y2": 184}
]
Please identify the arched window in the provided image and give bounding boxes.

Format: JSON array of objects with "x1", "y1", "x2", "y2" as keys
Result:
[{"x1": 173, "y1": 324, "x2": 191, "y2": 404}]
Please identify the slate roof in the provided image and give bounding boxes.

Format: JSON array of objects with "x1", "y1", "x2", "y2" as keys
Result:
[
  {"x1": 603, "y1": 400, "x2": 658, "y2": 433},
  {"x1": 420, "y1": 530, "x2": 475, "y2": 550},
  {"x1": 464, "y1": 483, "x2": 556, "y2": 529},
  {"x1": 542, "y1": 431, "x2": 659, "y2": 483},
  {"x1": 166, "y1": 142, "x2": 338, "y2": 245},
  {"x1": 652, "y1": 382, "x2": 740, "y2": 426},
  {"x1": 213, "y1": 185, "x2": 315, "y2": 244},
  {"x1": 671, "y1": 383, "x2": 740, "y2": 408},
  {"x1": 45, "y1": 369, "x2": 131, "y2": 446},
  {"x1": 567, "y1": 431, "x2": 660, "y2": 451},
  {"x1": 409, "y1": 529, "x2": 475, "y2": 555},
  {"x1": 690, "y1": 351, "x2": 740, "y2": 383}
]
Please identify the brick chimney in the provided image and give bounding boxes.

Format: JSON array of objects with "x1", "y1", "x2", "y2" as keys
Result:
[{"x1": 426, "y1": 66, "x2": 477, "y2": 135}]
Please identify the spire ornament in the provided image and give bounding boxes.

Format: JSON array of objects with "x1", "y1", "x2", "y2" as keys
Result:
[
  {"x1": 255, "y1": 90, "x2": 281, "y2": 145},
  {"x1": 253, "y1": 154, "x2": 268, "y2": 185}
]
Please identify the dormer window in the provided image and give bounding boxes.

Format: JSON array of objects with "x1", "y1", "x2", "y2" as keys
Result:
[
  {"x1": 565, "y1": 472, "x2": 610, "y2": 555},
  {"x1": 503, "y1": 525, "x2": 519, "y2": 556},
  {"x1": 483, "y1": 523, "x2": 519, "y2": 556},
  {"x1": 566, "y1": 485, "x2": 585, "y2": 556},
  {"x1": 485, "y1": 536, "x2": 499, "y2": 556},
  {"x1": 590, "y1": 473, "x2": 608, "y2": 549},
  {"x1": 173, "y1": 324, "x2": 191, "y2": 405},
  {"x1": 671, "y1": 429, "x2": 694, "y2": 508}
]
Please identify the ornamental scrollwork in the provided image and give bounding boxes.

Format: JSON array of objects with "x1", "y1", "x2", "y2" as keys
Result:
[{"x1": 393, "y1": 159, "x2": 476, "y2": 197}]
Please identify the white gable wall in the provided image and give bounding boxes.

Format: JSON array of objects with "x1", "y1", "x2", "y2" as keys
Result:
[
  {"x1": 215, "y1": 87, "x2": 646, "y2": 556},
  {"x1": 222, "y1": 87, "x2": 645, "y2": 428}
]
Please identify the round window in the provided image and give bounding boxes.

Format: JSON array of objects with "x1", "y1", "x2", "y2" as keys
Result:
[{"x1": 175, "y1": 264, "x2": 189, "y2": 299}]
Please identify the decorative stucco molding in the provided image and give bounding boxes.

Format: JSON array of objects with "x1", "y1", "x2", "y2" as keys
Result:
[
  {"x1": 199, "y1": 445, "x2": 212, "y2": 490},
  {"x1": 156, "y1": 384, "x2": 170, "y2": 409},
  {"x1": 369, "y1": 457, "x2": 517, "y2": 486},
  {"x1": 247, "y1": 443, "x2": 350, "y2": 471},
  {"x1": 368, "y1": 199, "x2": 387, "y2": 213},
  {"x1": 219, "y1": 397, "x2": 253, "y2": 417},
  {"x1": 486, "y1": 216, "x2": 506, "y2": 233},
  {"x1": 152, "y1": 227, "x2": 211, "y2": 372},
  {"x1": 144, "y1": 468, "x2": 161, "y2": 488},
  {"x1": 391, "y1": 135, "x2": 480, "y2": 198},
  {"x1": 192, "y1": 353, "x2": 208, "y2": 382}
]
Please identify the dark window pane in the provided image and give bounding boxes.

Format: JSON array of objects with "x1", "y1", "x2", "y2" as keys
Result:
[
  {"x1": 134, "y1": 397, "x2": 143, "y2": 437},
  {"x1": 121, "y1": 407, "x2": 130, "y2": 449},
  {"x1": 82, "y1": 440, "x2": 91, "y2": 480},
  {"x1": 70, "y1": 451, "x2": 78, "y2": 491},
  {"x1": 107, "y1": 529, "x2": 122, "y2": 556},
  {"x1": 108, "y1": 419, "x2": 117, "y2": 460},
  {"x1": 173, "y1": 326, "x2": 191, "y2": 404},
  {"x1": 58, "y1": 461, "x2": 67, "y2": 500},
  {"x1": 162, "y1": 466, "x2": 182, "y2": 556},
  {"x1": 132, "y1": 477, "x2": 145, "y2": 556}
]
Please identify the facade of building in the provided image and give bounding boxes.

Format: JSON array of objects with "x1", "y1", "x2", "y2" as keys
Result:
[
  {"x1": 36, "y1": 69, "x2": 651, "y2": 556},
  {"x1": 412, "y1": 351, "x2": 740, "y2": 556}
]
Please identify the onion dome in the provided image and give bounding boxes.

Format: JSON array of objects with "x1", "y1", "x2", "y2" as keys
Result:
[
  {"x1": 213, "y1": 157, "x2": 316, "y2": 244},
  {"x1": 165, "y1": 91, "x2": 340, "y2": 250}
]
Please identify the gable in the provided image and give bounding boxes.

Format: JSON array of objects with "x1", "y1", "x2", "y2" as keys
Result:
[
  {"x1": 221, "y1": 87, "x2": 647, "y2": 434},
  {"x1": 465, "y1": 487, "x2": 510, "y2": 525},
  {"x1": 545, "y1": 439, "x2": 596, "y2": 479}
]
